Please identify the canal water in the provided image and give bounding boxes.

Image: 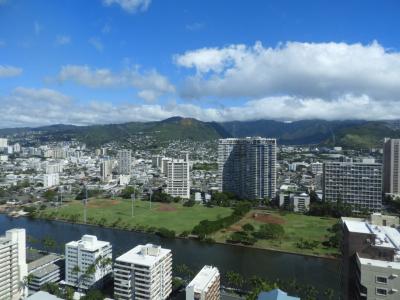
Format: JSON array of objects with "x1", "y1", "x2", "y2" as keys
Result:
[{"x1": 0, "y1": 214, "x2": 340, "y2": 296}]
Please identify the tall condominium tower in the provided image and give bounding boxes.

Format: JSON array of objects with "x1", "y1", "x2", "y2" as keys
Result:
[
  {"x1": 65, "y1": 235, "x2": 112, "y2": 290},
  {"x1": 218, "y1": 137, "x2": 277, "y2": 200},
  {"x1": 117, "y1": 150, "x2": 132, "y2": 175},
  {"x1": 383, "y1": 138, "x2": 400, "y2": 196},
  {"x1": 0, "y1": 228, "x2": 28, "y2": 300},
  {"x1": 166, "y1": 152, "x2": 190, "y2": 199},
  {"x1": 114, "y1": 244, "x2": 172, "y2": 300},
  {"x1": 323, "y1": 159, "x2": 383, "y2": 211},
  {"x1": 100, "y1": 159, "x2": 113, "y2": 182}
]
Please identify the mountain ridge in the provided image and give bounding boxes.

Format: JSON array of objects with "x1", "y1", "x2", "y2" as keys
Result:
[{"x1": 0, "y1": 117, "x2": 398, "y2": 149}]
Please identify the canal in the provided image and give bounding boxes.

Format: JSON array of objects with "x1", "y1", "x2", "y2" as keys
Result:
[{"x1": 0, "y1": 214, "x2": 340, "y2": 297}]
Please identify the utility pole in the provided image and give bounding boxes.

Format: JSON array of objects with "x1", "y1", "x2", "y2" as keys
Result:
[
  {"x1": 131, "y1": 192, "x2": 135, "y2": 217},
  {"x1": 83, "y1": 186, "x2": 88, "y2": 224},
  {"x1": 149, "y1": 189, "x2": 153, "y2": 209}
]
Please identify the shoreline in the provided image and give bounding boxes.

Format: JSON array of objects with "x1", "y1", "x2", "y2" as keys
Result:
[{"x1": 5, "y1": 212, "x2": 340, "y2": 261}]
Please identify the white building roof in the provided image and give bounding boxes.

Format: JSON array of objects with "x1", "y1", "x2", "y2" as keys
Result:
[
  {"x1": 358, "y1": 255, "x2": 400, "y2": 270},
  {"x1": 116, "y1": 244, "x2": 171, "y2": 267},
  {"x1": 187, "y1": 265, "x2": 219, "y2": 293},
  {"x1": 66, "y1": 235, "x2": 110, "y2": 252}
]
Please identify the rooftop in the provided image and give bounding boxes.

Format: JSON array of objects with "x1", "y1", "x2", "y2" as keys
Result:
[
  {"x1": 116, "y1": 244, "x2": 171, "y2": 266},
  {"x1": 258, "y1": 289, "x2": 300, "y2": 300},
  {"x1": 66, "y1": 235, "x2": 110, "y2": 251},
  {"x1": 31, "y1": 263, "x2": 60, "y2": 279},
  {"x1": 187, "y1": 265, "x2": 219, "y2": 293},
  {"x1": 27, "y1": 291, "x2": 63, "y2": 300},
  {"x1": 28, "y1": 253, "x2": 62, "y2": 272}
]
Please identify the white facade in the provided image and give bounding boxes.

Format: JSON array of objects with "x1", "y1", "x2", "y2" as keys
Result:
[
  {"x1": 384, "y1": 138, "x2": 400, "y2": 196},
  {"x1": 45, "y1": 163, "x2": 63, "y2": 174},
  {"x1": 0, "y1": 228, "x2": 28, "y2": 300},
  {"x1": 65, "y1": 235, "x2": 112, "y2": 290},
  {"x1": 43, "y1": 173, "x2": 60, "y2": 188},
  {"x1": 310, "y1": 162, "x2": 323, "y2": 175},
  {"x1": 186, "y1": 265, "x2": 220, "y2": 300},
  {"x1": 118, "y1": 150, "x2": 132, "y2": 175},
  {"x1": 114, "y1": 244, "x2": 172, "y2": 300},
  {"x1": 12, "y1": 143, "x2": 21, "y2": 153},
  {"x1": 166, "y1": 153, "x2": 190, "y2": 199},
  {"x1": 0, "y1": 138, "x2": 8, "y2": 148}
]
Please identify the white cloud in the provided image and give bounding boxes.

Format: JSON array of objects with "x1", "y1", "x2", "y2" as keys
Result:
[
  {"x1": 2, "y1": 87, "x2": 400, "y2": 128},
  {"x1": 55, "y1": 35, "x2": 71, "y2": 45},
  {"x1": 0, "y1": 65, "x2": 23, "y2": 78},
  {"x1": 34, "y1": 21, "x2": 42, "y2": 35},
  {"x1": 88, "y1": 37, "x2": 104, "y2": 52},
  {"x1": 57, "y1": 65, "x2": 175, "y2": 101},
  {"x1": 102, "y1": 0, "x2": 151, "y2": 13},
  {"x1": 175, "y1": 41, "x2": 400, "y2": 102}
]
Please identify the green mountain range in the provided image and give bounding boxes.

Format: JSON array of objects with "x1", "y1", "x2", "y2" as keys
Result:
[{"x1": 0, "y1": 117, "x2": 398, "y2": 149}]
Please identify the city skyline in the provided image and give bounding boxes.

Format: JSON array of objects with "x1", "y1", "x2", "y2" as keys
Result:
[{"x1": 1, "y1": 0, "x2": 400, "y2": 128}]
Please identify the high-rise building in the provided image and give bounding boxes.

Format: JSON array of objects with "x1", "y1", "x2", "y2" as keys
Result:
[
  {"x1": 100, "y1": 159, "x2": 113, "y2": 182},
  {"x1": 117, "y1": 150, "x2": 132, "y2": 175},
  {"x1": 166, "y1": 153, "x2": 190, "y2": 199},
  {"x1": 114, "y1": 244, "x2": 172, "y2": 300},
  {"x1": 43, "y1": 173, "x2": 60, "y2": 188},
  {"x1": 323, "y1": 159, "x2": 383, "y2": 211},
  {"x1": 0, "y1": 138, "x2": 8, "y2": 148},
  {"x1": 383, "y1": 138, "x2": 400, "y2": 196},
  {"x1": 186, "y1": 265, "x2": 220, "y2": 300},
  {"x1": 65, "y1": 235, "x2": 112, "y2": 290},
  {"x1": 0, "y1": 228, "x2": 28, "y2": 300},
  {"x1": 341, "y1": 214, "x2": 400, "y2": 300},
  {"x1": 218, "y1": 137, "x2": 277, "y2": 200}
]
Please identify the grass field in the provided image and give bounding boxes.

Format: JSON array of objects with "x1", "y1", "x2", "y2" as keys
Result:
[
  {"x1": 38, "y1": 198, "x2": 232, "y2": 234},
  {"x1": 210, "y1": 209, "x2": 339, "y2": 257}
]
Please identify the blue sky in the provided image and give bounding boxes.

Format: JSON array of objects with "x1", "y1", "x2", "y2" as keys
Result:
[{"x1": 1, "y1": 0, "x2": 400, "y2": 127}]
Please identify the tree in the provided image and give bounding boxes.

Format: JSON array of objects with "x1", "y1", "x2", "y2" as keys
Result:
[
  {"x1": 80, "y1": 289, "x2": 104, "y2": 300},
  {"x1": 43, "y1": 190, "x2": 57, "y2": 201},
  {"x1": 42, "y1": 236, "x2": 57, "y2": 253},
  {"x1": 226, "y1": 271, "x2": 245, "y2": 290},
  {"x1": 120, "y1": 186, "x2": 137, "y2": 199}
]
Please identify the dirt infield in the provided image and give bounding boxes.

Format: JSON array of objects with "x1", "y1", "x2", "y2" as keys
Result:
[
  {"x1": 87, "y1": 199, "x2": 121, "y2": 208},
  {"x1": 157, "y1": 203, "x2": 178, "y2": 212},
  {"x1": 251, "y1": 212, "x2": 286, "y2": 224}
]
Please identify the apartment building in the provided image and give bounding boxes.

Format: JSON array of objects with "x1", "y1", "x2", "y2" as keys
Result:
[
  {"x1": 166, "y1": 152, "x2": 190, "y2": 199},
  {"x1": 65, "y1": 235, "x2": 112, "y2": 290},
  {"x1": 218, "y1": 137, "x2": 277, "y2": 200},
  {"x1": 383, "y1": 138, "x2": 400, "y2": 196},
  {"x1": 100, "y1": 159, "x2": 113, "y2": 182},
  {"x1": 0, "y1": 228, "x2": 28, "y2": 300},
  {"x1": 186, "y1": 265, "x2": 220, "y2": 300},
  {"x1": 43, "y1": 173, "x2": 60, "y2": 188},
  {"x1": 341, "y1": 214, "x2": 400, "y2": 300},
  {"x1": 117, "y1": 150, "x2": 132, "y2": 175},
  {"x1": 278, "y1": 192, "x2": 310, "y2": 212},
  {"x1": 28, "y1": 254, "x2": 63, "y2": 291},
  {"x1": 114, "y1": 244, "x2": 172, "y2": 300},
  {"x1": 323, "y1": 159, "x2": 383, "y2": 211},
  {"x1": 0, "y1": 138, "x2": 8, "y2": 148}
]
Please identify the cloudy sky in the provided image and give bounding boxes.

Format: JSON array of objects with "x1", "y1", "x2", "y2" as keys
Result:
[{"x1": 1, "y1": 0, "x2": 400, "y2": 127}]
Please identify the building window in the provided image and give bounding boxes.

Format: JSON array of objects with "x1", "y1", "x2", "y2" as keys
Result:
[
  {"x1": 376, "y1": 288, "x2": 388, "y2": 296},
  {"x1": 376, "y1": 276, "x2": 388, "y2": 284}
]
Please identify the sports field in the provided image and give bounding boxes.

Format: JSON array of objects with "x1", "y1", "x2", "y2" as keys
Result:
[
  {"x1": 211, "y1": 209, "x2": 339, "y2": 257},
  {"x1": 38, "y1": 198, "x2": 232, "y2": 234}
]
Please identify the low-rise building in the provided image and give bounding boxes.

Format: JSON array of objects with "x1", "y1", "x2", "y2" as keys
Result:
[
  {"x1": 278, "y1": 192, "x2": 310, "y2": 212},
  {"x1": 114, "y1": 244, "x2": 172, "y2": 300},
  {"x1": 28, "y1": 254, "x2": 63, "y2": 291},
  {"x1": 186, "y1": 265, "x2": 220, "y2": 300}
]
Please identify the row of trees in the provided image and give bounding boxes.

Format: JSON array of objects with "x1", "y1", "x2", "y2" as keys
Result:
[
  {"x1": 174, "y1": 264, "x2": 334, "y2": 300},
  {"x1": 192, "y1": 202, "x2": 252, "y2": 238}
]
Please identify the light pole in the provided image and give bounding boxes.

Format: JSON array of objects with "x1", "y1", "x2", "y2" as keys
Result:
[
  {"x1": 131, "y1": 192, "x2": 135, "y2": 217},
  {"x1": 83, "y1": 185, "x2": 88, "y2": 224},
  {"x1": 149, "y1": 189, "x2": 153, "y2": 209}
]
